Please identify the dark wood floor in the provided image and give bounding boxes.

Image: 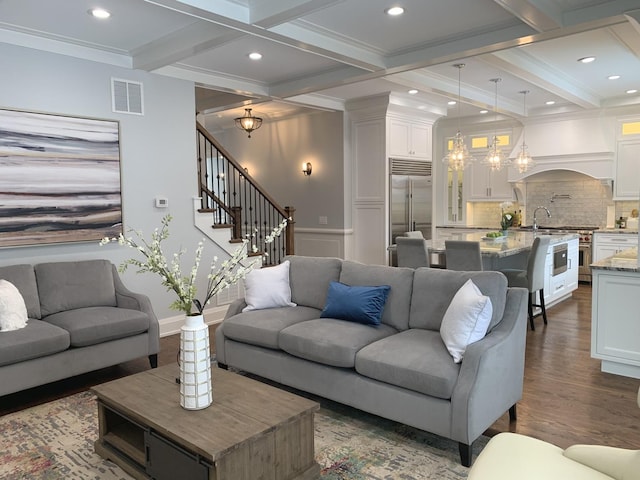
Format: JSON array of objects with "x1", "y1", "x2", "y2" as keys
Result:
[{"x1": 2, "y1": 283, "x2": 639, "y2": 451}]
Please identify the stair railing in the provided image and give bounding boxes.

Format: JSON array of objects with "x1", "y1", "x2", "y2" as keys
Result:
[{"x1": 196, "y1": 122, "x2": 294, "y2": 264}]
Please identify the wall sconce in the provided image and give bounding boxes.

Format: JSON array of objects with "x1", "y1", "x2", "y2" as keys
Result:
[{"x1": 302, "y1": 162, "x2": 312, "y2": 176}]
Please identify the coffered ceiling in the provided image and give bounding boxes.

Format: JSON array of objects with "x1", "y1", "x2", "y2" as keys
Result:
[{"x1": 2, "y1": 0, "x2": 640, "y2": 128}]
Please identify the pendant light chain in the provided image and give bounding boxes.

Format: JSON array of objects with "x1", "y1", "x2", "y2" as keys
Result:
[
  {"x1": 515, "y1": 90, "x2": 535, "y2": 173},
  {"x1": 442, "y1": 63, "x2": 475, "y2": 171}
]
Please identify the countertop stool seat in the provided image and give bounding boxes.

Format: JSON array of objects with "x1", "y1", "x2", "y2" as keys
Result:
[
  {"x1": 500, "y1": 235, "x2": 552, "y2": 331},
  {"x1": 444, "y1": 240, "x2": 483, "y2": 271},
  {"x1": 396, "y1": 237, "x2": 430, "y2": 268}
]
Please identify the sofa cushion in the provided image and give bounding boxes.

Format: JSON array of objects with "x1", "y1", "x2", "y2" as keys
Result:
[
  {"x1": 35, "y1": 260, "x2": 117, "y2": 317},
  {"x1": 0, "y1": 320, "x2": 70, "y2": 367},
  {"x1": 285, "y1": 256, "x2": 342, "y2": 310},
  {"x1": 0, "y1": 264, "x2": 41, "y2": 319},
  {"x1": 339, "y1": 261, "x2": 414, "y2": 331},
  {"x1": 409, "y1": 268, "x2": 508, "y2": 332},
  {"x1": 320, "y1": 281, "x2": 390, "y2": 326},
  {"x1": 44, "y1": 306, "x2": 149, "y2": 347},
  {"x1": 279, "y1": 318, "x2": 397, "y2": 368},
  {"x1": 440, "y1": 279, "x2": 493, "y2": 363},
  {"x1": 0, "y1": 280, "x2": 28, "y2": 331},
  {"x1": 355, "y1": 329, "x2": 461, "y2": 400},
  {"x1": 223, "y1": 306, "x2": 322, "y2": 349},
  {"x1": 242, "y1": 260, "x2": 296, "y2": 312}
]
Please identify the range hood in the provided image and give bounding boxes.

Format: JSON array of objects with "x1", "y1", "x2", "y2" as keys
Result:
[{"x1": 508, "y1": 116, "x2": 615, "y2": 182}]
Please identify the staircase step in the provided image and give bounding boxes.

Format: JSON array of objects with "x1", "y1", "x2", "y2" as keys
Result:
[{"x1": 211, "y1": 224, "x2": 234, "y2": 229}]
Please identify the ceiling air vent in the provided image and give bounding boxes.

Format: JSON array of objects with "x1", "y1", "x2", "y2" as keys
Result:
[
  {"x1": 111, "y1": 78, "x2": 143, "y2": 115},
  {"x1": 390, "y1": 158, "x2": 432, "y2": 176}
]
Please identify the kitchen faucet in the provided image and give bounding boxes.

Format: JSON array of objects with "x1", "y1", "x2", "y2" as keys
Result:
[{"x1": 532, "y1": 206, "x2": 551, "y2": 232}]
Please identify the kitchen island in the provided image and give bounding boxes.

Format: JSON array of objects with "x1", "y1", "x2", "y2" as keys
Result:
[
  {"x1": 591, "y1": 246, "x2": 640, "y2": 379},
  {"x1": 429, "y1": 229, "x2": 580, "y2": 308}
]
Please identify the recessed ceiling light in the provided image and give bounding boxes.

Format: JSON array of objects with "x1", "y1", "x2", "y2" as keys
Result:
[
  {"x1": 545, "y1": 100, "x2": 556, "y2": 105},
  {"x1": 578, "y1": 56, "x2": 595, "y2": 63},
  {"x1": 627, "y1": 89, "x2": 638, "y2": 94},
  {"x1": 89, "y1": 8, "x2": 111, "y2": 19},
  {"x1": 408, "y1": 89, "x2": 418, "y2": 95},
  {"x1": 448, "y1": 100, "x2": 457, "y2": 106},
  {"x1": 479, "y1": 110, "x2": 489, "y2": 114},
  {"x1": 608, "y1": 75, "x2": 621, "y2": 80},
  {"x1": 385, "y1": 6, "x2": 405, "y2": 16},
  {"x1": 248, "y1": 52, "x2": 262, "y2": 60}
]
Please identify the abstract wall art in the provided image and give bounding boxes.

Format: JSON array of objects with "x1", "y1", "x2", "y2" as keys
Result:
[{"x1": 0, "y1": 108, "x2": 122, "y2": 247}]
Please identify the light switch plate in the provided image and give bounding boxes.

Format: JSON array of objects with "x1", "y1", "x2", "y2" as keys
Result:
[{"x1": 155, "y1": 197, "x2": 168, "y2": 208}]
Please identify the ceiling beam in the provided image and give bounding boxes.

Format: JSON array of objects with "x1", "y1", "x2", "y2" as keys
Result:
[
  {"x1": 492, "y1": 0, "x2": 563, "y2": 32},
  {"x1": 248, "y1": 0, "x2": 344, "y2": 28}
]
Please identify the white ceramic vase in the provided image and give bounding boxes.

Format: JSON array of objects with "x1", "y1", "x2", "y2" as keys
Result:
[{"x1": 179, "y1": 313, "x2": 212, "y2": 410}]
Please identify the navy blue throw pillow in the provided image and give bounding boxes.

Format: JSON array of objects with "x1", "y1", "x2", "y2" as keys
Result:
[{"x1": 320, "y1": 281, "x2": 391, "y2": 326}]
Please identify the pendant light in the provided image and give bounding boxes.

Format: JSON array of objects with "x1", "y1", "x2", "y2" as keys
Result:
[
  {"x1": 514, "y1": 90, "x2": 535, "y2": 173},
  {"x1": 442, "y1": 63, "x2": 475, "y2": 171},
  {"x1": 234, "y1": 108, "x2": 262, "y2": 138},
  {"x1": 483, "y1": 78, "x2": 510, "y2": 171}
]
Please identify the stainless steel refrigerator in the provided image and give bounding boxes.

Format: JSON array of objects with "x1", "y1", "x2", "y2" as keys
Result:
[{"x1": 389, "y1": 159, "x2": 432, "y2": 265}]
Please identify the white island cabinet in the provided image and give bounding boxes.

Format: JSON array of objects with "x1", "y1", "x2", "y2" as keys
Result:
[{"x1": 591, "y1": 247, "x2": 640, "y2": 379}]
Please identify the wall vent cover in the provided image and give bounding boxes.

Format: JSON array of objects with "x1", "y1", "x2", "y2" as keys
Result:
[
  {"x1": 111, "y1": 78, "x2": 144, "y2": 115},
  {"x1": 390, "y1": 158, "x2": 432, "y2": 176}
]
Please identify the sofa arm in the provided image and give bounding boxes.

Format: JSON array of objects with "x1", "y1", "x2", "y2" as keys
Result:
[
  {"x1": 564, "y1": 445, "x2": 640, "y2": 480},
  {"x1": 224, "y1": 298, "x2": 247, "y2": 319},
  {"x1": 450, "y1": 286, "x2": 528, "y2": 444},
  {"x1": 112, "y1": 265, "x2": 160, "y2": 355}
]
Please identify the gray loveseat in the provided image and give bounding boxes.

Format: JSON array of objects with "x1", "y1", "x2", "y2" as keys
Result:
[
  {"x1": 215, "y1": 256, "x2": 528, "y2": 466},
  {"x1": 0, "y1": 259, "x2": 159, "y2": 397}
]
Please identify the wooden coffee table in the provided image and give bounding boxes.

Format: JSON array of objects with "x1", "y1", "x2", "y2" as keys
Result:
[{"x1": 91, "y1": 364, "x2": 320, "y2": 480}]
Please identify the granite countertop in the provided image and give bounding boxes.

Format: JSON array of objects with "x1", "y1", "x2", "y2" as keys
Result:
[
  {"x1": 591, "y1": 247, "x2": 639, "y2": 273},
  {"x1": 427, "y1": 230, "x2": 578, "y2": 258}
]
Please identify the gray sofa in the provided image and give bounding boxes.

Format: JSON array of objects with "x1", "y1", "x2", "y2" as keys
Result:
[
  {"x1": 0, "y1": 259, "x2": 160, "y2": 397},
  {"x1": 215, "y1": 256, "x2": 528, "y2": 466}
]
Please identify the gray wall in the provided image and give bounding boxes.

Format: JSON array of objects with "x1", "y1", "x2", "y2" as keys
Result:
[
  {"x1": 210, "y1": 111, "x2": 345, "y2": 230},
  {"x1": 0, "y1": 43, "x2": 220, "y2": 320}
]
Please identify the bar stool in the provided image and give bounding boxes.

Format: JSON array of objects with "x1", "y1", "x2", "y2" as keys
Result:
[
  {"x1": 396, "y1": 237, "x2": 430, "y2": 268},
  {"x1": 500, "y1": 236, "x2": 552, "y2": 331},
  {"x1": 444, "y1": 240, "x2": 483, "y2": 271}
]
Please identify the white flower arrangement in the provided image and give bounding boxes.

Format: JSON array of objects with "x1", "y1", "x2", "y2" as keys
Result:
[{"x1": 100, "y1": 214, "x2": 288, "y2": 315}]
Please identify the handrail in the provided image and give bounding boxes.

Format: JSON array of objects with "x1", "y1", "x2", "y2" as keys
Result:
[{"x1": 196, "y1": 121, "x2": 294, "y2": 263}]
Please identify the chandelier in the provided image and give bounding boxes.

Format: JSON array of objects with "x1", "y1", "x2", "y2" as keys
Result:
[
  {"x1": 234, "y1": 108, "x2": 262, "y2": 138},
  {"x1": 483, "y1": 78, "x2": 510, "y2": 171},
  {"x1": 514, "y1": 90, "x2": 535, "y2": 173},
  {"x1": 443, "y1": 63, "x2": 475, "y2": 171}
]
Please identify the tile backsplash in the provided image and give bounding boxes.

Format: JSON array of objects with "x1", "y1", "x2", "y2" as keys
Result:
[{"x1": 469, "y1": 171, "x2": 640, "y2": 229}]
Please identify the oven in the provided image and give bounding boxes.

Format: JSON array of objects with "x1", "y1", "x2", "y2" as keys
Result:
[{"x1": 553, "y1": 243, "x2": 568, "y2": 276}]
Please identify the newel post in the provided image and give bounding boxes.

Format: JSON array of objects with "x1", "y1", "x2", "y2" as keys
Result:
[
  {"x1": 230, "y1": 206, "x2": 242, "y2": 241},
  {"x1": 284, "y1": 206, "x2": 295, "y2": 256}
]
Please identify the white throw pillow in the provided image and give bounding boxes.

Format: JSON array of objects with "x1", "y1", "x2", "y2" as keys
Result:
[
  {"x1": 242, "y1": 260, "x2": 297, "y2": 312},
  {"x1": 0, "y1": 279, "x2": 28, "y2": 331},
  {"x1": 440, "y1": 279, "x2": 493, "y2": 363}
]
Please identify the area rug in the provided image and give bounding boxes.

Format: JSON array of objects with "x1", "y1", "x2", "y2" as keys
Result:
[{"x1": 0, "y1": 390, "x2": 487, "y2": 479}]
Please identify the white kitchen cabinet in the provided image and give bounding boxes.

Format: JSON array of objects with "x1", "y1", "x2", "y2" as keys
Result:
[
  {"x1": 592, "y1": 269, "x2": 640, "y2": 378},
  {"x1": 593, "y1": 233, "x2": 638, "y2": 262},
  {"x1": 614, "y1": 139, "x2": 640, "y2": 200},
  {"x1": 467, "y1": 163, "x2": 513, "y2": 201},
  {"x1": 389, "y1": 118, "x2": 431, "y2": 159}
]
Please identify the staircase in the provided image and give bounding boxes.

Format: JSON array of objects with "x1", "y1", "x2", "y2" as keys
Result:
[{"x1": 195, "y1": 122, "x2": 294, "y2": 265}]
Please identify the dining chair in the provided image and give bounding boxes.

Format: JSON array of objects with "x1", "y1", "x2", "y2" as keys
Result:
[
  {"x1": 396, "y1": 237, "x2": 430, "y2": 268},
  {"x1": 444, "y1": 240, "x2": 483, "y2": 271},
  {"x1": 500, "y1": 235, "x2": 552, "y2": 331}
]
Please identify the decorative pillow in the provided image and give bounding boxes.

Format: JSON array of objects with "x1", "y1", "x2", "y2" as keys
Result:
[
  {"x1": 440, "y1": 279, "x2": 493, "y2": 363},
  {"x1": 242, "y1": 260, "x2": 296, "y2": 312},
  {"x1": 320, "y1": 281, "x2": 391, "y2": 326},
  {"x1": 0, "y1": 279, "x2": 29, "y2": 331}
]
